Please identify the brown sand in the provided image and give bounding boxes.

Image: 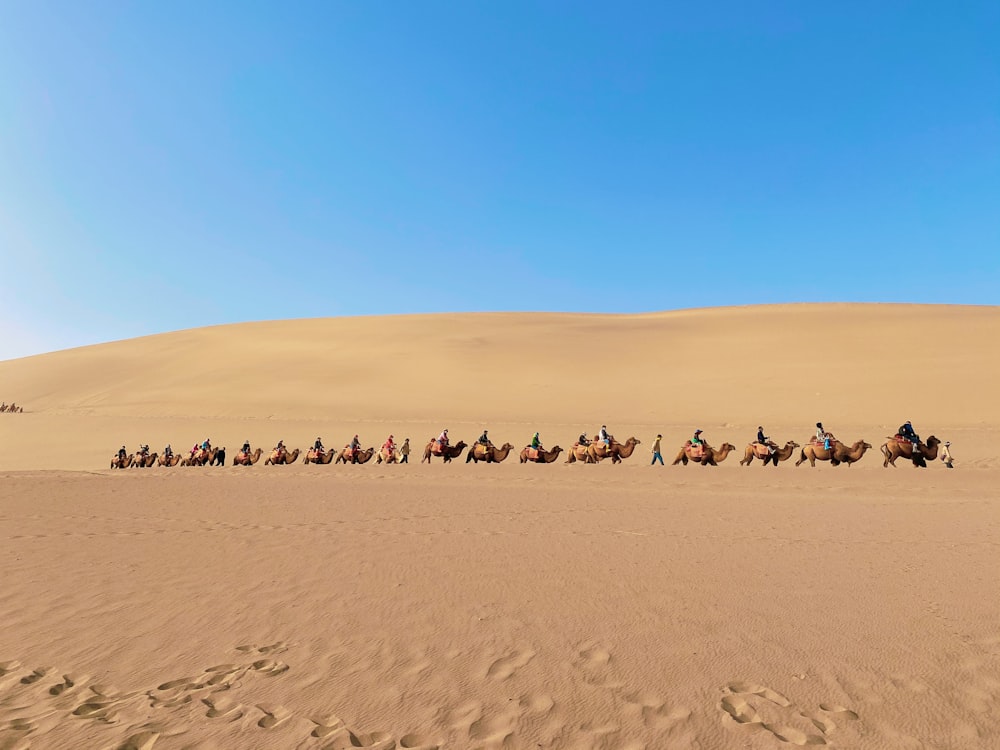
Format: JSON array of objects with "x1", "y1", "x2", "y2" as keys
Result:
[{"x1": 0, "y1": 304, "x2": 998, "y2": 749}]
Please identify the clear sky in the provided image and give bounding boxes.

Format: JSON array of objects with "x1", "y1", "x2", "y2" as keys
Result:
[{"x1": 1, "y1": 1, "x2": 997, "y2": 360}]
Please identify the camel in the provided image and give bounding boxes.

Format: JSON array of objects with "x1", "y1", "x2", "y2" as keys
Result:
[
  {"x1": 233, "y1": 447, "x2": 264, "y2": 466},
  {"x1": 111, "y1": 453, "x2": 134, "y2": 469},
  {"x1": 565, "y1": 443, "x2": 596, "y2": 464},
  {"x1": 422, "y1": 440, "x2": 468, "y2": 463},
  {"x1": 466, "y1": 442, "x2": 516, "y2": 463},
  {"x1": 739, "y1": 440, "x2": 800, "y2": 467},
  {"x1": 796, "y1": 439, "x2": 873, "y2": 467},
  {"x1": 158, "y1": 453, "x2": 182, "y2": 467},
  {"x1": 588, "y1": 437, "x2": 642, "y2": 464},
  {"x1": 335, "y1": 446, "x2": 375, "y2": 464},
  {"x1": 672, "y1": 442, "x2": 737, "y2": 466},
  {"x1": 181, "y1": 447, "x2": 221, "y2": 466},
  {"x1": 303, "y1": 448, "x2": 337, "y2": 465},
  {"x1": 265, "y1": 448, "x2": 300, "y2": 465},
  {"x1": 132, "y1": 452, "x2": 158, "y2": 468},
  {"x1": 210, "y1": 447, "x2": 226, "y2": 466},
  {"x1": 520, "y1": 446, "x2": 564, "y2": 463},
  {"x1": 375, "y1": 447, "x2": 401, "y2": 464},
  {"x1": 881, "y1": 435, "x2": 941, "y2": 468}
]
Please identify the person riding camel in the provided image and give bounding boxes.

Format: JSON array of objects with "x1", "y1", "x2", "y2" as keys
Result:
[
  {"x1": 190, "y1": 443, "x2": 200, "y2": 458},
  {"x1": 201, "y1": 438, "x2": 211, "y2": 452},
  {"x1": 275, "y1": 439, "x2": 286, "y2": 456},
  {"x1": 816, "y1": 423, "x2": 833, "y2": 451},
  {"x1": 138, "y1": 444, "x2": 149, "y2": 458},
  {"x1": 898, "y1": 421, "x2": 920, "y2": 447},
  {"x1": 757, "y1": 426, "x2": 777, "y2": 454},
  {"x1": 349, "y1": 435, "x2": 361, "y2": 463},
  {"x1": 437, "y1": 429, "x2": 449, "y2": 451},
  {"x1": 314, "y1": 437, "x2": 325, "y2": 457},
  {"x1": 241, "y1": 440, "x2": 251, "y2": 458},
  {"x1": 164, "y1": 444, "x2": 173, "y2": 459},
  {"x1": 691, "y1": 429, "x2": 704, "y2": 447},
  {"x1": 599, "y1": 425, "x2": 611, "y2": 447},
  {"x1": 382, "y1": 435, "x2": 396, "y2": 454},
  {"x1": 531, "y1": 432, "x2": 543, "y2": 451},
  {"x1": 578, "y1": 432, "x2": 591, "y2": 446},
  {"x1": 478, "y1": 430, "x2": 491, "y2": 448},
  {"x1": 118, "y1": 446, "x2": 127, "y2": 461}
]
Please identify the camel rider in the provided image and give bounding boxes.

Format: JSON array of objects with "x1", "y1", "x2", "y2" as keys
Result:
[
  {"x1": 191, "y1": 443, "x2": 200, "y2": 458},
  {"x1": 578, "y1": 432, "x2": 591, "y2": 446},
  {"x1": 275, "y1": 440, "x2": 286, "y2": 458},
  {"x1": 241, "y1": 440, "x2": 251, "y2": 457},
  {"x1": 164, "y1": 444, "x2": 173, "y2": 459},
  {"x1": 138, "y1": 444, "x2": 149, "y2": 458},
  {"x1": 816, "y1": 423, "x2": 832, "y2": 451},
  {"x1": 691, "y1": 429, "x2": 704, "y2": 446},
  {"x1": 599, "y1": 425, "x2": 610, "y2": 446},
  {"x1": 531, "y1": 432, "x2": 542, "y2": 451},
  {"x1": 201, "y1": 438, "x2": 211, "y2": 452},
  {"x1": 314, "y1": 437, "x2": 325, "y2": 455},
  {"x1": 348, "y1": 435, "x2": 361, "y2": 462},
  {"x1": 383, "y1": 435, "x2": 396, "y2": 454},
  {"x1": 757, "y1": 426, "x2": 776, "y2": 454},
  {"x1": 478, "y1": 430, "x2": 491, "y2": 447},
  {"x1": 437, "y1": 429, "x2": 449, "y2": 449},
  {"x1": 118, "y1": 446, "x2": 127, "y2": 460},
  {"x1": 898, "y1": 421, "x2": 920, "y2": 447}
]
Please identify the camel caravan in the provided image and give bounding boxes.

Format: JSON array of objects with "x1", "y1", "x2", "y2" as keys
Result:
[
  {"x1": 1, "y1": 402, "x2": 24, "y2": 413},
  {"x1": 106, "y1": 421, "x2": 954, "y2": 471}
]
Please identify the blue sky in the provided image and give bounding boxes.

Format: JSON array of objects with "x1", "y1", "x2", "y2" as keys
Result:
[{"x1": 1, "y1": 1, "x2": 997, "y2": 360}]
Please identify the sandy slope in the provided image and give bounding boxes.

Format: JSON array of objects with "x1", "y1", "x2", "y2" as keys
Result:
[
  {"x1": 1, "y1": 304, "x2": 999, "y2": 749},
  {"x1": 1, "y1": 304, "x2": 997, "y2": 471}
]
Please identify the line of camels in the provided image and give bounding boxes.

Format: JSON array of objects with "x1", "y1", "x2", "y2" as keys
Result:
[
  {"x1": 0, "y1": 403, "x2": 24, "y2": 413},
  {"x1": 110, "y1": 432, "x2": 945, "y2": 469}
]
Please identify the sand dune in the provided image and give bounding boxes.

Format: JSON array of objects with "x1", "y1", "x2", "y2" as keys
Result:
[
  {"x1": 1, "y1": 304, "x2": 999, "y2": 748},
  {"x1": 1, "y1": 304, "x2": 997, "y2": 471}
]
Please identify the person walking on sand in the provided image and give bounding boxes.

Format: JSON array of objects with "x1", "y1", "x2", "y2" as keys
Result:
[
  {"x1": 941, "y1": 441, "x2": 955, "y2": 468},
  {"x1": 651, "y1": 434, "x2": 664, "y2": 465},
  {"x1": 399, "y1": 438, "x2": 410, "y2": 463}
]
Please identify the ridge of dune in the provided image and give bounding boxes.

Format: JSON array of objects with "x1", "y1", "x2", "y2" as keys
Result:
[{"x1": 1, "y1": 303, "x2": 997, "y2": 424}]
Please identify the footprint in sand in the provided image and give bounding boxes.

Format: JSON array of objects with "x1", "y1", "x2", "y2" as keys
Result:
[
  {"x1": 202, "y1": 695, "x2": 244, "y2": 721},
  {"x1": 399, "y1": 732, "x2": 441, "y2": 749},
  {"x1": 622, "y1": 691, "x2": 692, "y2": 730},
  {"x1": 320, "y1": 729, "x2": 396, "y2": 749},
  {"x1": 485, "y1": 648, "x2": 535, "y2": 681},
  {"x1": 468, "y1": 704, "x2": 519, "y2": 746},
  {"x1": 256, "y1": 702, "x2": 291, "y2": 729},
  {"x1": 720, "y1": 682, "x2": 860, "y2": 746}
]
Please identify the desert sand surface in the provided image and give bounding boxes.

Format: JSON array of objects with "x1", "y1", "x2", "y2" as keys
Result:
[{"x1": 1, "y1": 304, "x2": 999, "y2": 749}]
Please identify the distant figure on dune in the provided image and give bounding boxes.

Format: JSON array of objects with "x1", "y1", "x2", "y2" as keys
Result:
[
  {"x1": 651, "y1": 434, "x2": 663, "y2": 465},
  {"x1": 941, "y1": 441, "x2": 955, "y2": 468}
]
